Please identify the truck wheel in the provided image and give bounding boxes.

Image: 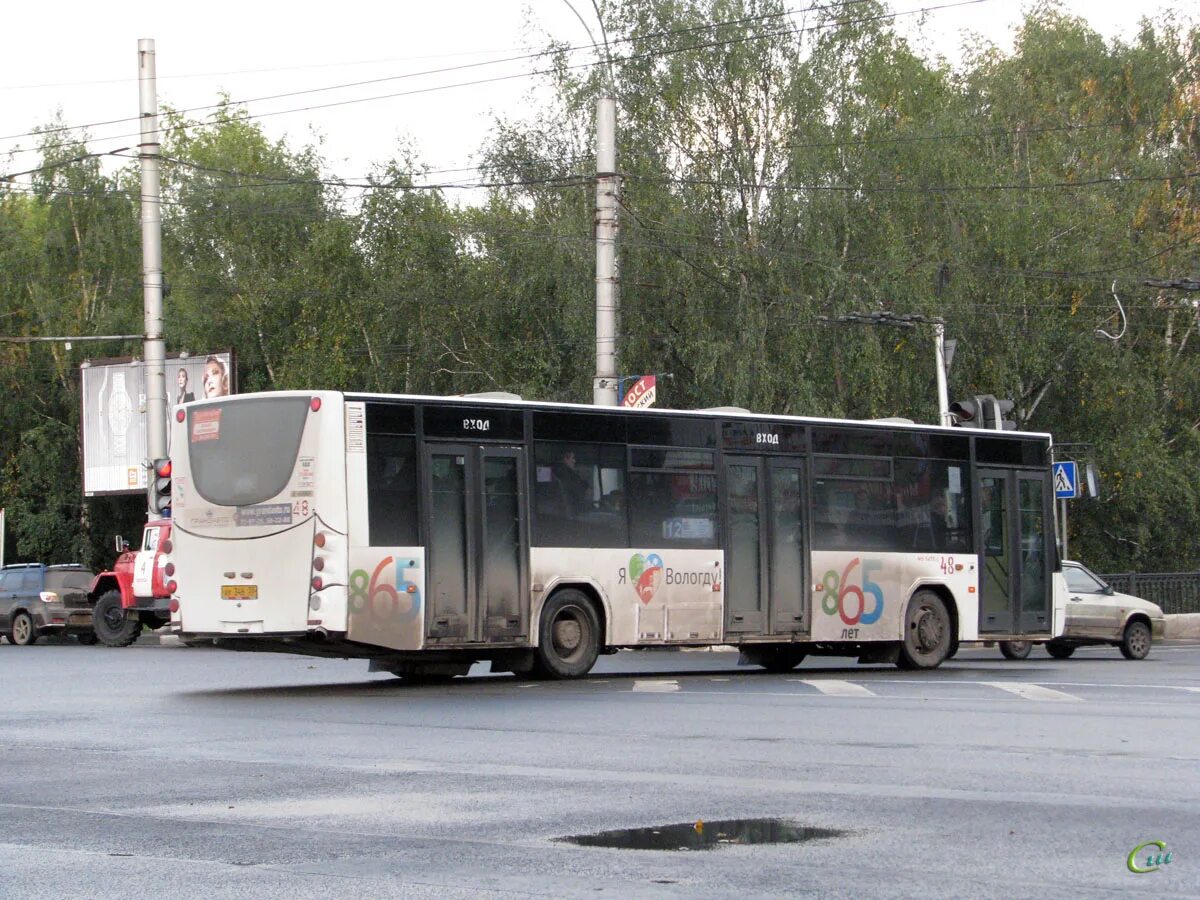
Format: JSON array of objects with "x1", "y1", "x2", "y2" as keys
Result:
[
  {"x1": 9, "y1": 611, "x2": 38, "y2": 646},
  {"x1": 93, "y1": 591, "x2": 142, "y2": 647},
  {"x1": 532, "y1": 589, "x2": 601, "y2": 679}
]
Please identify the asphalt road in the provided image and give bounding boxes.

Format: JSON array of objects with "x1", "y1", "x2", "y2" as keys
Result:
[{"x1": 1, "y1": 639, "x2": 1197, "y2": 898}]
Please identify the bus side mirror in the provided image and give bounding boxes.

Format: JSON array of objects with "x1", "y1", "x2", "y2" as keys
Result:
[{"x1": 114, "y1": 535, "x2": 127, "y2": 554}]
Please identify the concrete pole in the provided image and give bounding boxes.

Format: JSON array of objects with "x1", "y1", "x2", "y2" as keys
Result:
[
  {"x1": 138, "y1": 39, "x2": 167, "y2": 512},
  {"x1": 593, "y1": 95, "x2": 620, "y2": 406},
  {"x1": 934, "y1": 323, "x2": 951, "y2": 427}
]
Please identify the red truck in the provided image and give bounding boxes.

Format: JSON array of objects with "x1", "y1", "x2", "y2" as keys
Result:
[{"x1": 88, "y1": 519, "x2": 177, "y2": 647}]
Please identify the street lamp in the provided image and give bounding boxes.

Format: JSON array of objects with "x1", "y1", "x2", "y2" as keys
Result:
[{"x1": 817, "y1": 312, "x2": 953, "y2": 426}]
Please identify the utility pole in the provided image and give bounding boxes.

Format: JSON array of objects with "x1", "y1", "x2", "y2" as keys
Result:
[
  {"x1": 593, "y1": 94, "x2": 620, "y2": 406},
  {"x1": 819, "y1": 312, "x2": 950, "y2": 425},
  {"x1": 934, "y1": 322, "x2": 951, "y2": 427},
  {"x1": 138, "y1": 38, "x2": 167, "y2": 515}
]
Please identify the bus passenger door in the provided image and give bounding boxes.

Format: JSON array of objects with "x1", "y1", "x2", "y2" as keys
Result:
[
  {"x1": 723, "y1": 457, "x2": 807, "y2": 637},
  {"x1": 423, "y1": 444, "x2": 528, "y2": 644},
  {"x1": 977, "y1": 468, "x2": 1050, "y2": 635}
]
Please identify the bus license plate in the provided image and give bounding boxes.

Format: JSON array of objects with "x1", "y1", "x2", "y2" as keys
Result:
[{"x1": 221, "y1": 585, "x2": 258, "y2": 600}]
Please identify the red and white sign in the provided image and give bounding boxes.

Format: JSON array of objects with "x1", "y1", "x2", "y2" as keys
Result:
[
  {"x1": 191, "y1": 408, "x2": 222, "y2": 443},
  {"x1": 623, "y1": 375, "x2": 657, "y2": 409}
]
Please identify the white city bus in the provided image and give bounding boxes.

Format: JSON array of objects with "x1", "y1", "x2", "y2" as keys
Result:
[{"x1": 169, "y1": 391, "x2": 1064, "y2": 678}]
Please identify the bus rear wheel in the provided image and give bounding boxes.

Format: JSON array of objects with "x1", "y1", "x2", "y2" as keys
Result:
[
  {"x1": 533, "y1": 589, "x2": 601, "y2": 679},
  {"x1": 896, "y1": 591, "x2": 952, "y2": 670}
]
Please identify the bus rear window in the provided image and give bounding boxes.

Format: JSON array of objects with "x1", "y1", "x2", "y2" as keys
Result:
[{"x1": 188, "y1": 397, "x2": 311, "y2": 507}]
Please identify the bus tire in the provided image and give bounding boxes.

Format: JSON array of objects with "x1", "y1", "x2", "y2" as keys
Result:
[
  {"x1": 92, "y1": 591, "x2": 142, "y2": 648},
  {"x1": 896, "y1": 590, "x2": 952, "y2": 670},
  {"x1": 533, "y1": 589, "x2": 601, "y2": 680}
]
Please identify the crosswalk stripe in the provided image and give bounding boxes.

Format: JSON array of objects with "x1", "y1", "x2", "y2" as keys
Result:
[
  {"x1": 632, "y1": 680, "x2": 680, "y2": 693},
  {"x1": 795, "y1": 679, "x2": 877, "y2": 698},
  {"x1": 984, "y1": 682, "x2": 1082, "y2": 702}
]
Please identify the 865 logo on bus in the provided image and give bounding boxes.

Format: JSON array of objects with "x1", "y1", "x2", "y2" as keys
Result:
[
  {"x1": 819, "y1": 557, "x2": 884, "y2": 636},
  {"x1": 349, "y1": 555, "x2": 422, "y2": 622}
]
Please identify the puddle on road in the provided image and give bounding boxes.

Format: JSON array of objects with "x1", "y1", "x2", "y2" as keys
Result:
[{"x1": 559, "y1": 817, "x2": 845, "y2": 851}]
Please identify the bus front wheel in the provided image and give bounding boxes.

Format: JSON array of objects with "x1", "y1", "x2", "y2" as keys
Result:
[
  {"x1": 533, "y1": 589, "x2": 601, "y2": 679},
  {"x1": 896, "y1": 591, "x2": 952, "y2": 670}
]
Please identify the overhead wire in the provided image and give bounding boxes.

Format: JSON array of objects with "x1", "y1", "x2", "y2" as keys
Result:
[{"x1": 2, "y1": 0, "x2": 981, "y2": 159}]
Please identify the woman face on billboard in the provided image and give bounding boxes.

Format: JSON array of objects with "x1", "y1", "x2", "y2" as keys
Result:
[{"x1": 203, "y1": 357, "x2": 228, "y2": 399}]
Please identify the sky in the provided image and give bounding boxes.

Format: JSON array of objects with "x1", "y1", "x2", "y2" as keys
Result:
[{"x1": 0, "y1": 0, "x2": 1187, "y2": 188}]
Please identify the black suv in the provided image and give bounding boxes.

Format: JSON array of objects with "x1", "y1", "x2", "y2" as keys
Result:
[{"x1": 0, "y1": 564, "x2": 97, "y2": 646}]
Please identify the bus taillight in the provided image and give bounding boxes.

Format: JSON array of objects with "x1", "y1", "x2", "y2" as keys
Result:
[
  {"x1": 314, "y1": 532, "x2": 327, "y2": 549},
  {"x1": 164, "y1": 562, "x2": 176, "y2": 576},
  {"x1": 166, "y1": 580, "x2": 178, "y2": 594},
  {"x1": 310, "y1": 397, "x2": 322, "y2": 412},
  {"x1": 312, "y1": 557, "x2": 325, "y2": 572},
  {"x1": 311, "y1": 576, "x2": 324, "y2": 591}
]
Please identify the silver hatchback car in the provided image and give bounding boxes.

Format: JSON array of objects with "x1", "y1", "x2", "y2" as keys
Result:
[{"x1": 1001, "y1": 560, "x2": 1166, "y2": 660}]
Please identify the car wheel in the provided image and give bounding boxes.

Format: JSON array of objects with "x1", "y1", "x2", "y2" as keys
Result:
[
  {"x1": 9, "y1": 611, "x2": 38, "y2": 646},
  {"x1": 757, "y1": 647, "x2": 807, "y2": 673},
  {"x1": 532, "y1": 589, "x2": 601, "y2": 679},
  {"x1": 896, "y1": 590, "x2": 952, "y2": 670},
  {"x1": 92, "y1": 591, "x2": 143, "y2": 647},
  {"x1": 1119, "y1": 620, "x2": 1152, "y2": 660},
  {"x1": 999, "y1": 640, "x2": 1032, "y2": 660},
  {"x1": 76, "y1": 631, "x2": 99, "y2": 646},
  {"x1": 1046, "y1": 641, "x2": 1075, "y2": 660}
]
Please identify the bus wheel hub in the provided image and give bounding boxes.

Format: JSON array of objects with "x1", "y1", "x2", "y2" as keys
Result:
[{"x1": 554, "y1": 619, "x2": 582, "y2": 653}]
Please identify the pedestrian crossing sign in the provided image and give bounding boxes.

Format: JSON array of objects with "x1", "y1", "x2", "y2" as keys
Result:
[{"x1": 1053, "y1": 461, "x2": 1079, "y2": 499}]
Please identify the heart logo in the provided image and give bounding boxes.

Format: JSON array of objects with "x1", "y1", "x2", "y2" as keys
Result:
[{"x1": 629, "y1": 553, "x2": 664, "y2": 605}]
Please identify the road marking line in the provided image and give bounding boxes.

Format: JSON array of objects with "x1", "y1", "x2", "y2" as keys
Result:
[
  {"x1": 709, "y1": 677, "x2": 731, "y2": 682},
  {"x1": 795, "y1": 679, "x2": 877, "y2": 697},
  {"x1": 984, "y1": 682, "x2": 1082, "y2": 702},
  {"x1": 869, "y1": 678, "x2": 1200, "y2": 693},
  {"x1": 632, "y1": 680, "x2": 680, "y2": 693}
]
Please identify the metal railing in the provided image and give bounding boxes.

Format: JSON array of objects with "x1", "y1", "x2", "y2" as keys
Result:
[{"x1": 1100, "y1": 572, "x2": 1200, "y2": 616}]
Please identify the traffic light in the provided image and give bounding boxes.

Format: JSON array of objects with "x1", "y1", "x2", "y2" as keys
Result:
[
  {"x1": 949, "y1": 395, "x2": 1017, "y2": 430},
  {"x1": 990, "y1": 398, "x2": 1017, "y2": 431},
  {"x1": 948, "y1": 395, "x2": 990, "y2": 427},
  {"x1": 149, "y1": 458, "x2": 172, "y2": 517}
]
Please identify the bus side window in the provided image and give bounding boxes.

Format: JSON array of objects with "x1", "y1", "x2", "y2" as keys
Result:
[
  {"x1": 366, "y1": 435, "x2": 419, "y2": 546},
  {"x1": 532, "y1": 442, "x2": 627, "y2": 548}
]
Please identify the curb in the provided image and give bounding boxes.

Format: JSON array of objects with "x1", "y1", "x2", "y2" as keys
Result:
[
  {"x1": 1164, "y1": 613, "x2": 1200, "y2": 641},
  {"x1": 136, "y1": 632, "x2": 185, "y2": 647}
]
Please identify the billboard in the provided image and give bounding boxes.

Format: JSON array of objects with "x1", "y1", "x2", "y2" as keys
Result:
[
  {"x1": 623, "y1": 375, "x2": 657, "y2": 409},
  {"x1": 80, "y1": 352, "x2": 235, "y2": 496}
]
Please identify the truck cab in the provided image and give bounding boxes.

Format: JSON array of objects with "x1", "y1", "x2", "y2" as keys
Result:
[{"x1": 88, "y1": 520, "x2": 176, "y2": 647}]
